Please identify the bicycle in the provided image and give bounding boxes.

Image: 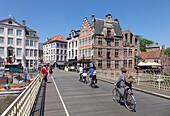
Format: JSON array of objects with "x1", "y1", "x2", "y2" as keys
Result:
[{"x1": 112, "y1": 84, "x2": 136, "y2": 111}]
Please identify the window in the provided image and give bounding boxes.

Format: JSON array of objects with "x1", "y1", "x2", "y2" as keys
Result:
[
  {"x1": 98, "y1": 38, "x2": 102, "y2": 45},
  {"x1": 64, "y1": 50, "x2": 67, "y2": 54},
  {"x1": 61, "y1": 56, "x2": 63, "y2": 61},
  {"x1": 128, "y1": 49, "x2": 132, "y2": 57},
  {"x1": 30, "y1": 40, "x2": 33, "y2": 46},
  {"x1": 125, "y1": 34, "x2": 128, "y2": 42},
  {"x1": 130, "y1": 33, "x2": 133, "y2": 44},
  {"x1": 30, "y1": 49, "x2": 33, "y2": 57},
  {"x1": 17, "y1": 48, "x2": 22, "y2": 57},
  {"x1": 34, "y1": 41, "x2": 37, "y2": 47},
  {"x1": 123, "y1": 60, "x2": 127, "y2": 68},
  {"x1": 0, "y1": 47, "x2": 4, "y2": 55},
  {"x1": 154, "y1": 59, "x2": 158, "y2": 63},
  {"x1": 98, "y1": 48, "x2": 102, "y2": 57},
  {"x1": 115, "y1": 39, "x2": 119, "y2": 46},
  {"x1": 107, "y1": 28, "x2": 111, "y2": 37},
  {"x1": 61, "y1": 44, "x2": 63, "y2": 48},
  {"x1": 135, "y1": 38, "x2": 138, "y2": 45},
  {"x1": 61, "y1": 50, "x2": 63, "y2": 54},
  {"x1": 75, "y1": 50, "x2": 77, "y2": 55},
  {"x1": 26, "y1": 49, "x2": 29, "y2": 56},
  {"x1": 34, "y1": 50, "x2": 37, "y2": 57},
  {"x1": 107, "y1": 40, "x2": 111, "y2": 46},
  {"x1": 56, "y1": 55, "x2": 59, "y2": 60},
  {"x1": 107, "y1": 48, "x2": 111, "y2": 59},
  {"x1": 57, "y1": 43, "x2": 59, "y2": 47},
  {"x1": 0, "y1": 37, "x2": 4, "y2": 43},
  {"x1": 85, "y1": 38, "x2": 87, "y2": 45},
  {"x1": 98, "y1": 60, "x2": 102, "y2": 68},
  {"x1": 107, "y1": 60, "x2": 111, "y2": 68},
  {"x1": 123, "y1": 49, "x2": 127, "y2": 57},
  {"x1": 64, "y1": 56, "x2": 67, "y2": 61},
  {"x1": 8, "y1": 29, "x2": 13, "y2": 35},
  {"x1": 8, "y1": 38, "x2": 13, "y2": 44},
  {"x1": 26, "y1": 60, "x2": 29, "y2": 67},
  {"x1": 128, "y1": 60, "x2": 132, "y2": 69},
  {"x1": 76, "y1": 41, "x2": 77, "y2": 47},
  {"x1": 72, "y1": 42, "x2": 74, "y2": 47},
  {"x1": 64, "y1": 44, "x2": 67, "y2": 48},
  {"x1": 115, "y1": 60, "x2": 119, "y2": 69},
  {"x1": 17, "y1": 30, "x2": 22, "y2": 36},
  {"x1": 17, "y1": 39, "x2": 22, "y2": 46},
  {"x1": 57, "y1": 49, "x2": 59, "y2": 54},
  {"x1": 26, "y1": 40, "x2": 29, "y2": 46},
  {"x1": 135, "y1": 49, "x2": 138, "y2": 56},
  {"x1": 115, "y1": 49, "x2": 119, "y2": 58},
  {"x1": 0, "y1": 28, "x2": 4, "y2": 34}
]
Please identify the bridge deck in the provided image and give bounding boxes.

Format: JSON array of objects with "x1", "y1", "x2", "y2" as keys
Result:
[{"x1": 43, "y1": 70, "x2": 170, "y2": 116}]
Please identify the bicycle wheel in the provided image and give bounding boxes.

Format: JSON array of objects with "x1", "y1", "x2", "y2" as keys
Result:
[
  {"x1": 112, "y1": 87, "x2": 120, "y2": 101},
  {"x1": 124, "y1": 93, "x2": 136, "y2": 111}
]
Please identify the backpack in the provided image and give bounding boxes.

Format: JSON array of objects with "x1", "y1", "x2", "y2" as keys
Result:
[{"x1": 125, "y1": 75, "x2": 134, "y2": 84}]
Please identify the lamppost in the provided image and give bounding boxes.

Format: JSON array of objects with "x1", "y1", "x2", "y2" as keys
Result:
[
  {"x1": 135, "y1": 55, "x2": 141, "y2": 85},
  {"x1": 83, "y1": 54, "x2": 85, "y2": 68}
]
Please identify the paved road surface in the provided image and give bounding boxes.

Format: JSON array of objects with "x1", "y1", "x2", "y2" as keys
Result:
[{"x1": 44, "y1": 70, "x2": 170, "y2": 116}]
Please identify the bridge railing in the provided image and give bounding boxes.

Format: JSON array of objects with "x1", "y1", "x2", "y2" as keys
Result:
[
  {"x1": 1, "y1": 73, "x2": 44, "y2": 116},
  {"x1": 96, "y1": 70, "x2": 170, "y2": 91}
]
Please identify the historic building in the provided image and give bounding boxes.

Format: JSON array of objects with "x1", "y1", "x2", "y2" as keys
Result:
[
  {"x1": 78, "y1": 17, "x2": 93, "y2": 63},
  {"x1": 67, "y1": 30, "x2": 80, "y2": 61},
  {"x1": 43, "y1": 35, "x2": 67, "y2": 69},
  {"x1": 78, "y1": 14, "x2": 140, "y2": 75},
  {"x1": 0, "y1": 18, "x2": 39, "y2": 68}
]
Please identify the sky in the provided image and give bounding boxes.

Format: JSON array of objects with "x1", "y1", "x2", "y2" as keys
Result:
[{"x1": 0, "y1": 0, "x2": 170, "y2": 48}]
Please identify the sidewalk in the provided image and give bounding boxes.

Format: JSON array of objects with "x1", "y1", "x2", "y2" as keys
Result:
[{"x1": 98, "y1": 77, "x2": 170, "y2": 100}]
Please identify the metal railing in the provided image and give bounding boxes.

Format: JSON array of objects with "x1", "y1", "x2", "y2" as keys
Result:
[
  {"x1": 96, "y1": 70, "x2": 170, "y2": 91},
  {"x1": 1, "y1": 73, "x2": 44, "y2": 116}
]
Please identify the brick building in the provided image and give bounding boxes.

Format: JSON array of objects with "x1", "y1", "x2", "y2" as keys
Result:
[{"x1": 78, "y1": 14, "x2": 140, "y2": 74}]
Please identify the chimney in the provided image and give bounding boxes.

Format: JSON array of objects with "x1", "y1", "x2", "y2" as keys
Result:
[
  {"x1": 92, "y1": 14, "x2": 95, "y2": 22},
  {"x1": 155, "y1": 42, "x2": 158, "y2": 45},
  {"x1": 22, "y1": 20, "x2": 26, "y2": 26}
]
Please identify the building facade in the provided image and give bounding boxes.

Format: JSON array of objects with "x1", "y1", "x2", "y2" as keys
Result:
[
  {"x1": 67, "y1": 30, "x2": 80, "y2": 61},
  {"x1": 43, "y1": 35, "x2": 67, "y2": 69},
  {"x1": 78, "y1": 14, "x2": 140, "y2": 75},
  {"x1": 0, "y1": 18, "x2": 39, "y2": 68}
]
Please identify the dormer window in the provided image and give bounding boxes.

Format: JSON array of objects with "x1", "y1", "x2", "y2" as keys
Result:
[
  {"x1": 8, "y1": 20, "x2": 13, "y2": 24},
  {"x1": 107, "y1": 28, "x2": 111, "y2": 37}
]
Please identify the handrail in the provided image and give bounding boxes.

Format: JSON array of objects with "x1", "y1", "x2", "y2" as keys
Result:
[{"x1": 1, "y1": 73, "x2": 44, "y2": 116}]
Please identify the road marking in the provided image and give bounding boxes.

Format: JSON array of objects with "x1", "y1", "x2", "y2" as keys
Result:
[{"x1": 51, "y1": 76, "x2": 69, "y2": 116}]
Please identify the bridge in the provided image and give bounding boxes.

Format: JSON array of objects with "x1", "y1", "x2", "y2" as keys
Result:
[{"x1": 1, "y1": 69, "x2": 170, "y2": 116}]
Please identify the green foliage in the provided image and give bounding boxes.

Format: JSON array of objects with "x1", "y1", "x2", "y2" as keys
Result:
[
  {"x1": 135, "y1": 35, "x2": 154, "y2": 52},
  {"x1": 164, "y1": 47, "x2": 170, "y2": 57}
]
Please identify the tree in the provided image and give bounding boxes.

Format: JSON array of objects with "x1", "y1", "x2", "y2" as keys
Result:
[
  {"x1": 164, "y1": 47, "x2": 170, "y2": 57},
  {"x1": 135, "y1": 35, "x2": 154, "y2": 52}
]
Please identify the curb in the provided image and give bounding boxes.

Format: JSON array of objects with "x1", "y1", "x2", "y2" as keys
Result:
[{"x1": 98, "y1": 77, "x2": 170, "y2": 100}]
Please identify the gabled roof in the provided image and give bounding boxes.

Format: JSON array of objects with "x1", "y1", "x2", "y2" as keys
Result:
[
  {"x1": 0, "y1": 18, "x2": 36, "y2": 32},
  {"x1": 94, "y1": 18, "x2": 122, "y2": 36},
  {"x1": 140, "y1": 50, "x2": 162, "y2": 59},
  {"x1": 44, "y1": 35, "x2": 67, "y2": 44}
]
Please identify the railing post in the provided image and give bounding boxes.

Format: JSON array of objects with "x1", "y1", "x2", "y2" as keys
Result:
[
  {"x1": 137, "y1": 73, "x2": 139, "y2": 85},
  {"x1": 158, "y1": 75, "x2": 161, "y2": 90}
]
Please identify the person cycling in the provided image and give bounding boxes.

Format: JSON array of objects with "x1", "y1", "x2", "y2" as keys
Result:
[
  {"x1": 78, "y1": 65, "x2": 83, "y2": 81},
  {"x1": 89, "y1": 66, "x2": 95, "y2": 86},
  {"x1": 114, "y1": 68, "x2": 132, "y2": 100}
]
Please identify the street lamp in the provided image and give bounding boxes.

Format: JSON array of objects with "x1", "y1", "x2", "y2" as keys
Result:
[{"x1": 83, "y1": 54, "x2": 84, "y2": 68}]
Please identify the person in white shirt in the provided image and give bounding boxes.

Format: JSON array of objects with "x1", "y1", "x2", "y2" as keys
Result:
[{"x1": 78, "y1": 65, "x2": 83, "y2": 81}]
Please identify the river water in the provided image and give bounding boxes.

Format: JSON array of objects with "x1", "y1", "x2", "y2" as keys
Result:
[{"x1": 0, "y1": 94, "x2": 18, "y2": 114}]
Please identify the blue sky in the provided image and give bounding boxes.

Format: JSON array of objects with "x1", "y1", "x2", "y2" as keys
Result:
[{"x1": 0, "y1": 0, "x2": 170, "y2": 47}]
